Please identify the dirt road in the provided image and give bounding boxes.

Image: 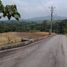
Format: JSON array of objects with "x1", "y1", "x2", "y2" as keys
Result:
[{"x1": 0, "y1": 35, "x2": 66, "y2": 67}]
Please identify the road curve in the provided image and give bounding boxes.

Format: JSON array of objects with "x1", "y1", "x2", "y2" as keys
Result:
[{"x1": 0, "y1": 35, "x2": 66, "y2": 67}]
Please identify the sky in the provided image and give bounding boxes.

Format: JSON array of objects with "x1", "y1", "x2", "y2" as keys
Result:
[{"x1": 2, "y1": 0, "x2": 67, "y2": 19}]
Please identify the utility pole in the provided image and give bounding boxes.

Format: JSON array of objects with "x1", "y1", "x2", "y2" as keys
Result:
[{"x1": 49, "y1": 6, "x2": 55, "y2": 35}]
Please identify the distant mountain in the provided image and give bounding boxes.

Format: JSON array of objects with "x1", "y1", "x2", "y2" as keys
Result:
[
  {"x1": 0, "y1": 16, "x2": 67, "y2": 23},
  {"x1": 26, "y1": 16, "x2": 67, "y2": 21}
]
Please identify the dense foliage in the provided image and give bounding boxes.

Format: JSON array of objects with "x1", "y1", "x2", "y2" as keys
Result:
[
  {"x1": 0, "y1": 19, "x2": 67, "y2": 34},
  {"x1": 0, "y1": 0, "x2": 20, "y2": 20}
]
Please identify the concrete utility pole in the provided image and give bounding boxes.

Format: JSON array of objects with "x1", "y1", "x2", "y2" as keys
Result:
[{"x1": 49, "y1": 6, "x2": 55, "y2": 35}]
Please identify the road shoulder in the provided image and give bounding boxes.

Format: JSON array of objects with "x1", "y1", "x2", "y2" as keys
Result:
[{"x1": 62, "y1": 35, "x2": 67, "y2": 66}]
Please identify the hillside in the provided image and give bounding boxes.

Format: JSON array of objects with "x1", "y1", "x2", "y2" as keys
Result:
[{"x1": 25, "y1": 16, "x2": 67, "y2": 22}]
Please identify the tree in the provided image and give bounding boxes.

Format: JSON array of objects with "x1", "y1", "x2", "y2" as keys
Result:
[
  {"x1": 0, "y1": 0, "x2": 20, "y2": 20},
  {"x1": 40, "y1": 20, "x2": 49, "y2": 32}
]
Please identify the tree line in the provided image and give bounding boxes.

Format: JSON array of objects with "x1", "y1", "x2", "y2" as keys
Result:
[{"x1": 0, "y1": 19, "x2": 67, "y2": 34}]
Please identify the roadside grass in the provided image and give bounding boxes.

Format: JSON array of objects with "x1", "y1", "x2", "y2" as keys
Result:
[
  {"x1": 65, "y1": 34, "x2": 67, "y2": 36},
  {"x1": 0, "y1": 32, "x2": 49, "y2": 50}
]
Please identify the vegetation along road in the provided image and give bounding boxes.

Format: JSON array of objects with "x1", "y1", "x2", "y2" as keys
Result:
[{"x1": 0, "y1": 35, "x2": 66, "y2": 67}]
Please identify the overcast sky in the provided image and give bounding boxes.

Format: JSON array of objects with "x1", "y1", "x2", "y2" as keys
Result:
[{"x1": 2, "y1": 0, "x2": 67, "y2": 19}]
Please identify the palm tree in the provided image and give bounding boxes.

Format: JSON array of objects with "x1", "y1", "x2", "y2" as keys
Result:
[{"x1": 0, "y1": 0, "x2": 20, "y2": 20}]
